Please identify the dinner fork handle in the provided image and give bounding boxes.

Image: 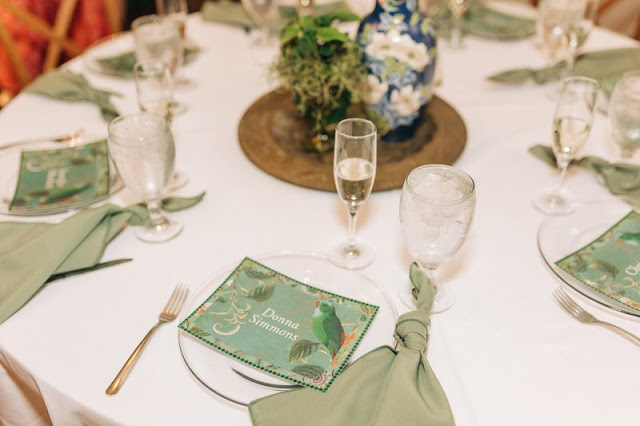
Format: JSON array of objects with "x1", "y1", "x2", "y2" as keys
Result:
[
  {"x1": 597, "y1": 321, "x2": 640, "y2": 347},
  {"x1": 106, "y1": 321, "x2": 163, "y2": 395}
]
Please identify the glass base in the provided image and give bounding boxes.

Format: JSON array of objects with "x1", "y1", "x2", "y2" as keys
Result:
[
  {"x1": 328, "y1": 241, "x2": 375, "y2": 270},
  {"x1": 135, "y1": 219, "x2": 183, "y2": 243},
  {"x1": 533, "y1": 190, "x2": 575, "y2": 216},
  {"x1": 399, "y1": 281, "x2": 454, "y2": 313}
]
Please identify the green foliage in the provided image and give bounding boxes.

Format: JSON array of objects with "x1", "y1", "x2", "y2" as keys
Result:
[
  {"x1": 271, "y1": 10, "x2": 366, "y2": 152},
  {"x1": 245, "y1": 282, "x2": 276, "y2": 302},
  {"x1": 289, "y1": 339, "x2": 323, "y2": 363},
  {"x1": 291, "y1": 364, "x2": 325, "y2": 381}
]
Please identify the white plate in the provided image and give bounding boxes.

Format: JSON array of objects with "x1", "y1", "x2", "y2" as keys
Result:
[
  {"x1": 538, "y1": 199, "x2": 639, "y2": 316},
  {"x1": 0, "y1": 134, "x2": 122, "y2": 216},
  {"x1": 178, "y1": 251, "x2": 399, "y2": 406}
]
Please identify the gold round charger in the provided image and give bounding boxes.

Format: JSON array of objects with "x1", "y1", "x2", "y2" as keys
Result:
[{"x1": 238, "y1": 89, "x2": 466, "y2": 192}]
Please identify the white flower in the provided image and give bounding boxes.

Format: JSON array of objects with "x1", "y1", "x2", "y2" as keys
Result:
[
  {"x1": 392, "y1": 33, "x2": 429, "y2": 70},
  {"x1": 365, "y1": 31, "x2": 394, "y2": 61},
  {"x1": 390, "y1": 85, "x2": 422, "y2": 116},
  {"x1": 364, "y1": 75, "x2": 388, "y2": 104}
]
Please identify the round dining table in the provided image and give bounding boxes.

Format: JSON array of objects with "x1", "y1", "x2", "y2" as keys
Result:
[{"x1": 1, "y1": 4, "x2": 639, "y2": 426}]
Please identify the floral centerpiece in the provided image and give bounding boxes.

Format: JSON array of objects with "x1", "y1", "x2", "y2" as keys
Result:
[{"x1": 271, "y1": 10, "x2": 367, "y2": 152}]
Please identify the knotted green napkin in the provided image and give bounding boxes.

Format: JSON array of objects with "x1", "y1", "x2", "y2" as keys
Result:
[
  {"x1": 530, "y1": 145, "x2": 640, "y2": 204},
  {"x1": 433, "y1": 2, "x2": 535, "y2": 40},
  {"x1": 24, "y1": 70, "x2": 120, "y2": 122},
  {"x1": 249, "y1": 262, "x2": 455, "y2": 426},
  {"x1": 0, "y1": 193, "x2": 204, "y2": 325},
  {"x1": 488, "y1": 48, "x2": 640, "y2": 93}
]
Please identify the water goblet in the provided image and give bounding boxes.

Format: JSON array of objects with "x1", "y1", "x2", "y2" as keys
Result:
[
  {"x1": 107, "y1": 112, "x2": 183, "y2": 243},
  {"x1": 448, "y1": 0, "x2": 472, "y2": 48},
  {"x1": 329, "y1": 118, "x2": 377, "y2": 270},
  {"x1": 533, "y1": 76, "x2": 599, "y2": 216},
  {"x1": 399, "y1": 164, "x2": 476, "y2": 312},
  {"x1": 240, "y1": 0, "x2": 279, "y2": 45},
  {"x1": 132, "y1": 15, "x2": 183, "y2": 89},
  {"x1": 609, "y1": 70, "x2": 640, "y2": 161},
  {"x1": 155, "y1": 0, "x2": 188, "y2": 40}
]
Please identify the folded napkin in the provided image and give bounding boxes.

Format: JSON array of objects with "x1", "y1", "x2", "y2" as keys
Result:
[
  {"x1": 488, "y1": 48, "x2": 640, "y2": 94},
  {"x1": 433, "y1": 1, "x2": 535, "y2": 40},
  {"x1": 24, "y1": 70, "x2": 120, "y2": 122},
  {"x1": 0, "y1": 193, "x2": 205, "y2": 325},
  {"x1": 96, "y1": 46, "x2": 200, "y2": 76},
  {"x1": 530, "y1": 145, "x2": 640, "y2": 205},
  {"x1": 200, "y1": 0, "x2": 346, "y2": 29},
  {"x1": 249, "y1": 262, "x2": 454, "y2": 426}
]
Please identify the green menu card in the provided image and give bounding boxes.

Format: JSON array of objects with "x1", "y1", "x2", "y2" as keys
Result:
[
  {"x1": 557, "y1": 211, "x2": 640, "y2": 312},
  {"x1": 10, "y1": 140, "x2": 110, "y2": 213},
  {"x1": 179, "y1": 257, "x2": 379, "y2": 391}
]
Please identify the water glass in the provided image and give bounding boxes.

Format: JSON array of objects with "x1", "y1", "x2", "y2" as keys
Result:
[
  {"x1": 134, "y1": 61, "x2": 173, "y2": 123},
  {"x1": 108, "y1": 112, "x2": 182, "y2": 243},
  {"x1": 329, "y1": 118, "x2": 377, "y2": 270},
  {"x1": 155, "y1": 0, "x2": 188, "y2": 40},
  {"x1": 132, "y1": 15, "x2": 183, "y2": 83},
  {"x1": 399, "y1": 164, "x2": 476, "y2": 312},
  {"x1": 609, "y1": 70, "x2": 640, "y2": 160}
]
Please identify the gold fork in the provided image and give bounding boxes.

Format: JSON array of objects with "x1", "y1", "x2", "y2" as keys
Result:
[
  {"x1": 0, "y1": 129, "x2": 84, "y2": 151},
  {"x1": 106, "y1": 283, "x2": 189, "y2": 395},
  {"x1": 553, "y1": 288, "x2": 640, "y2": 347}
]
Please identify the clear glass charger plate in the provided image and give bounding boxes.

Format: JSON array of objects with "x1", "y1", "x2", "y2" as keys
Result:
[
  {"x1": 538, "y1": 198, "x2": 639, "y2": 316},
  {"x1": 83, "y1": 32, "x2": 134, "y2": 78},
  {"x1": 0, "y1": 133, "x2": 123, "y2": 216},
  {"x1": 177, "y1": 251, "x2": 399, "y2": 406}
]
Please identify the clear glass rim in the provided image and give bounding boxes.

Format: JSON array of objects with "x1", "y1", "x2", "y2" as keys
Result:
[
  {"x1": 336, "y1": 118, "x2": 377, "y2": 140},
  {"x1": 404, "y1": 164, "x2": 476, "y2": 206},
  {"x1": 617, "y1": 69, "x2": 640, "y2": 96},
  {"x1": 131, "y1": 14, "x2": 162, "y2": 30},
  {"x1": 108, "y1": 111, "x2": 169, "y2": 146},
  {"x1": 561, "y1": 75, "x2": 600, "y2": 93}
]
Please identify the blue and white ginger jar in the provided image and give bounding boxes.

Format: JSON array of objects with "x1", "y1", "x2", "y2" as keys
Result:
[{"x1": 356, "y1": 0, "x2": 437, "y2": 142}]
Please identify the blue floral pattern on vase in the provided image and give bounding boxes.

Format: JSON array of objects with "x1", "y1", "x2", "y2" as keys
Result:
[{"x1": 357, "y1": 0, "x2": 437, "y2": 142}]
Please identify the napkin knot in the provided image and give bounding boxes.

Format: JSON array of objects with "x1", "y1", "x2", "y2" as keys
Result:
[{"x1": 394, "y1": 311, "x2": 430, "y2": 352}]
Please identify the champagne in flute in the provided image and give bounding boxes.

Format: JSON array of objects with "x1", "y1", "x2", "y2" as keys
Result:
[
  {"x1": 552, "y1": 116, "x2": 592, "y2": 164},
  {"x1": 335, "y1": 157, "x2": 375, "y2": 207},
  {"x1": 330, "y1": 118, "x2": 377, "y2": 270}
]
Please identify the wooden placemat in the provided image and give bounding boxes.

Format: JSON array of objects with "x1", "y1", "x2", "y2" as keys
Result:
[{"x1": 238, "y1": 89, "x2": 467, "y2": 192}]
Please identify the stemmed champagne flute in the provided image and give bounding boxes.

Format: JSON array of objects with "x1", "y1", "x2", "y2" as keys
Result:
[
  {"x1": 330, "y1": 118, "x2": 377, "y2": 270},
  {"x1": 108, "y1": 112, "x2": 183, "y2": 243},
  {"x1": 609, "y1": 70, "x2": 640, "y2": 161},
  {"x1": 399, "y1": 165, "x2": 476, "y2": 312},
  {"x1": 534, "y1": 76, "x2": 599, "y2": 216},
  {"x1": 448, "y1": 0, "x2": 472, "y2": 48}
]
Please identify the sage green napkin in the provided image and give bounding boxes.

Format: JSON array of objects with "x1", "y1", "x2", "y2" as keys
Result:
[
  {"x1": 0, "y1": 193, "x2": 205, "y2": 325},
  {"x1": 249, "y1": 262, "x2": 455, "y2": 426},
  {"x1": 488, "y1": 48, "x2": 640, "y2": 94},
  {"x1": 530, "y1": 145, "x2": 640, "y2": 204},
  {"x1": 96, "y1": 46, "x2": 200, "y2": 76},
  {"x1": 434, "y1": 1, "x2": 535, "y2": 40},
  {"x1": 24, "y1": 70, "x2": 120, "y2": 122},
  {"x1": 200, "y1": 0, "x2": 346, "y2": 29}
]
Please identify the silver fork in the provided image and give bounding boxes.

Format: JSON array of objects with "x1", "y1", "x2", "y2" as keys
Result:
[
  {"x1": 553, "y1": 288, "x2": 640, "y2": 347},
  {"x1": 106, "y1": 283, "x2": 189, "y2": 395},
  {"x1": 0, "y1": 129, "x2": 84, "y2": 151}
]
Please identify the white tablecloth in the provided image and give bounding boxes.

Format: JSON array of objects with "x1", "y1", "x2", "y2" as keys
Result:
[{"x1": 1, "y1": 9, "x2": 639, "y2": 426}]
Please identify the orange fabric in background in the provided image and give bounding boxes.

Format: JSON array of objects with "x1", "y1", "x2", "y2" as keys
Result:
[{"x1": 0, "y1": 0, "x2": 112, "y2": 95}]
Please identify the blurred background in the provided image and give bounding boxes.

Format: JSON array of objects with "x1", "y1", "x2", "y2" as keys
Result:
[{"x1": 0, "y1": 0, "x2": 637, "y2": 108}]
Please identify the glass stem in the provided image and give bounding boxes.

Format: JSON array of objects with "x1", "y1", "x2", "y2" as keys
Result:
[
  {"x1": 565, "y1": 33, "x2": 578, "y2": 75},
  {"x1": 450, "y1": 13, "x2": 462, "y2": 47},
  {"x1": 146, "y1": 199, "x2": 167, "y2": 229},
  {"x1": 346, "y1": 205, "x2": 358, "y2": 249},
  {"x1": 551, "y1": 160, "x2": 569, "y2": 199}
]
